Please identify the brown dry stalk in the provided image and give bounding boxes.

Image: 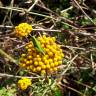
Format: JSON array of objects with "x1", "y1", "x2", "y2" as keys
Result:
[{"x1": 0, "y1": 48, "x2": 17, "y2": 64}]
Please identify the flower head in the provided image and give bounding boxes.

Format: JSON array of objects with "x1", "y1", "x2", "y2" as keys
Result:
[
  {"x1": 15, "y1": 23, "x2": 32, "y2": 38},
  {"x1": 19, "y1": 35, "x2": 64, "y2": 75},
  {"x1": 18, "y1": 77, "x2": 32, "y2": 90}
]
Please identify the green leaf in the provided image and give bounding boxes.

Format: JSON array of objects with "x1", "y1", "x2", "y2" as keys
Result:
[
  {"x1": 92, "y1": 86, "x2": 96, "y2": 92},
  {"x1": 54, "y1": 87, "x2": 62, "y2": 96},
  {"x1": 0, "y1": 87, "x2": 16, "y2": 96},
  {"x1": 0, "y1": 87, "x2": 6, "y2": 95}
]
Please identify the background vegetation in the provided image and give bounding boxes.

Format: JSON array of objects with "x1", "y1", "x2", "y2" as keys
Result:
[{"x1": 0, "y1": 0, "x2": 96, "y2": 96}]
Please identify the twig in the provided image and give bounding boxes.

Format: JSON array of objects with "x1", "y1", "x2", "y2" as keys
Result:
[
  {"x1": 79, "y1": 27, "x2": 96, "y2": 30},
  {"x1": 58, "y1": 82, "x2": 85, "y2": 96},
  {"x1": 73, "y1": 80, "x2": 91, "y2": 89},
  {"x1": 36, "y1": 2, "x2": 53, "y2": 13},
  {"x1": 61, "y1": 45, "x2": 86, "y2": 51},
  {"x1": 32, "y1": 29, "x2": 60, "y2": 32},
  {"x1": 59, "y1": 65, "x2": 90, "y2": 70},
  {"x1": 0, "y1": 73, "x2": 42, "y2": 79},
  {"x1": 61, "y1": 6, "x2": 73, "y2": 13},
  {"x1": 42, "y1": 86, "x2": 50, "y2": 96},
  {"x1": 0, "y1": 25, "x2": 13, "y2": 29},
  {"x1": 0, "y1": 25, "x2": 96, "y2": 36},
  {"x1": 0, "y1": 25, "x2": 60, "y2": 32},
  {"x1": 0, "y1": 25, "x2": 96, "y2": 37},
  {"x1": 61, "y1": 55, "x2": 78, "y2": 75},
  {"x1": 73, "y1": 0, "x2": 95, "y2": 25},
  {"x1": 9, "y1": 0, "x2": 14, "y2": 19},
  {"x1": 21, "y1": 0, "x2": 39, "y2": 15},
  {"x1": 0, "y1": 48, "x2": 17, "y2": 64},
  {"x1": 0, "y1": 6, "x2": 51, "y2": 18},
  {"x1": 90, "y1": 53, "x2": 95, "y2": 69},
  {"x1": 61, "y1": 21, "x2": 78, "y2": 29},
  {"x1": 27, "y1": 0, "x2": 39, "y2": 12},
  {"x1": 0, "y1": 6, "x2": 79, "y2": 29}
]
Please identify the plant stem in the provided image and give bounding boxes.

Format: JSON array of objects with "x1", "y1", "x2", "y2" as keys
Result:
[{"x1": 0, "y1": 48, "x2": 17, "y2": 64}]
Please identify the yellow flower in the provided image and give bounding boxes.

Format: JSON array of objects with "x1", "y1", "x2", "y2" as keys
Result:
[
  {"x1": 15, "y1": 23, "x2": 32, "y2": 38},
  {"x1": 18, "y1": 78, "x2": 32, "y2": 90},
  {"x1": 19, "y1": 35, "x2": 64, "y2": 75}
]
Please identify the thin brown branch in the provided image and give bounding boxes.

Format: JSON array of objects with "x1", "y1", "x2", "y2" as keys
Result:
[
  {"x1": 73, "y1": 0, "x2": 95, "y2": 25},
  {"x1": 61, "y1": 55, "x2": 78, "y2": 75},
  {"x1": 0, "y1": 6, "x2": 79, "y2": 29},
  {"x1": 0, "y1": 25, "x2": 96, "y2": 37}
]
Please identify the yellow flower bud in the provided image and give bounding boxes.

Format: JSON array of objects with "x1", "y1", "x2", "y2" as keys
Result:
[
  {"x1": 36, "y1": 66, "x2": 41, "y2": 71},
  {"x1": 18, "y1": 78, "x2": 32, "y2": 90},
  {"x1": 15, "y1": 23, "x2": 32, "y2": 38}
]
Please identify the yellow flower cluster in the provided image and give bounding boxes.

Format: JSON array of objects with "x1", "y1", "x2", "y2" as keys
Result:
[
  {"x1": 19, "y1": 35, "x2": 64, "y2": 75},
  {"x1": 18, "y1": 78, "x2": 32, "y2": 90},
  {"x1": 15, "y1": 23, "x2": 32, "y2": 37}
]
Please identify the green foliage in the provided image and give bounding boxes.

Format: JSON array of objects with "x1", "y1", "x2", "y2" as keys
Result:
[
  {"x1": 62, "y1": 23, "x2": 70, "y2": 30},
  {"x1": 80, "y1": 69, "x2": 92, "y2": 82},
  {"x1": 79, "y1": 17, "x2": 92, "y2": 26},
  {"x1": 30, "y1": 78, "x2": 62, "y2": 96},
  {"x1": 61, "y1": 11, "x2": 69, "y2": 18},
  {"x1": 92, "y1": 86, "x2": 96, "y2": 92},
  {"x1": 93, "y1": 18, "x2": 96, "y2": 25},
  {"x1": 0, "y1": 87, "x2": 16, "y2": 96},
  {"x1": 44, "y1": 0, "x2": 70, "y2": 10},
  {"x1": 53, "y1": 87, "x2": 62, "y2": 96},
  {"x1": 0, "y1": 0, "x2": 96, "y2": 96}
]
